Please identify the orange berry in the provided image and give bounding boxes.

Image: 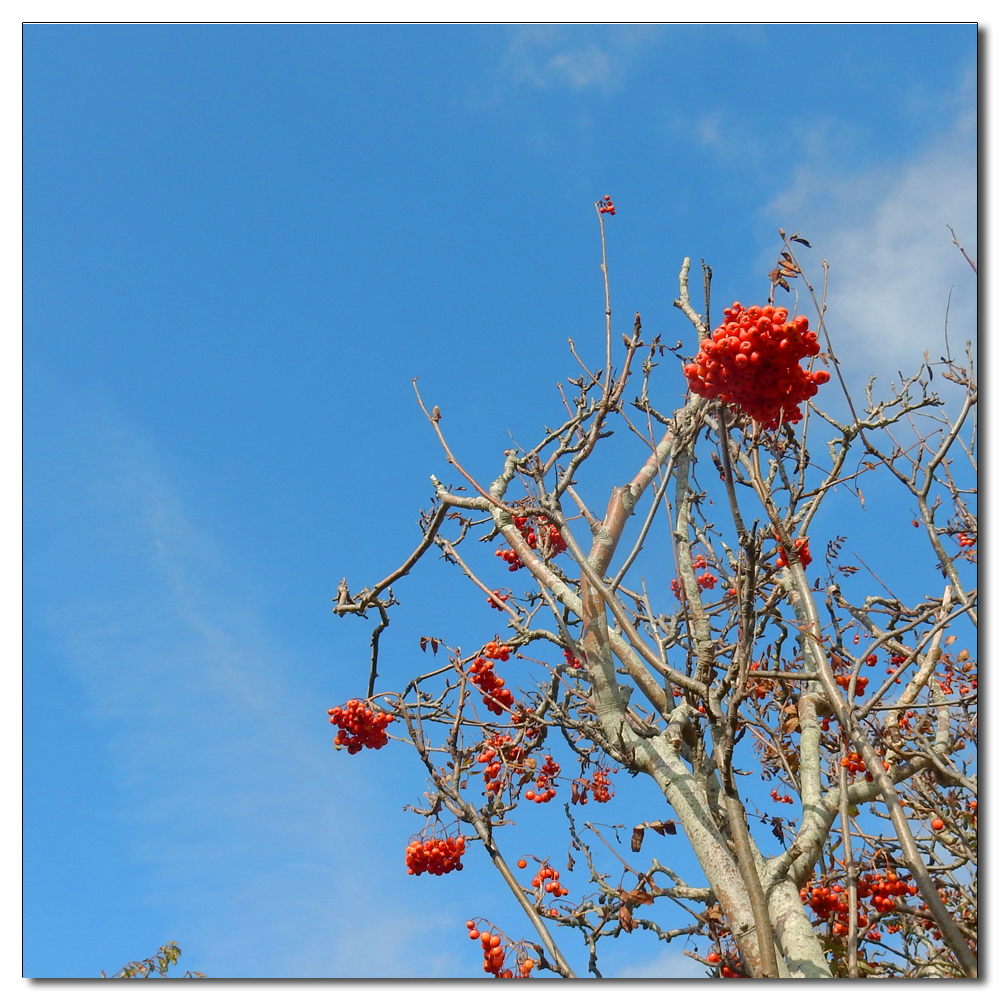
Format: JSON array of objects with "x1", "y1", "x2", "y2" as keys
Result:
[{"x1": 931, "y1": 818, "x2": 945, "y2": 831}]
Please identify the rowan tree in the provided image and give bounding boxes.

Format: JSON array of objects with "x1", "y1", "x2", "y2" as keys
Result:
[{"x1": 330, "y1": 199, "x2": 977, "y2": 979}]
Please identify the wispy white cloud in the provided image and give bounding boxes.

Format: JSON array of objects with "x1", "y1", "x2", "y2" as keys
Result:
[
  {"x1": 29, "y1": 408, "x2": 439, "y2": 977},
  {"x1": 612, "y1": 946, "x2": 704, "y2": 979},
  {"x1": 762, "y1": 108, "x2": 976, "y2": 383},
  {"x1": 502, "y1": 26, "x2": 657, "y2": 93}
]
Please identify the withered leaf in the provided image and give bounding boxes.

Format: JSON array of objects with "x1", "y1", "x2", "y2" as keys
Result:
[
  {"x1": 791, "y1": 236, "x2": 812, "y2": 247},
  {"x1": 651, "y1": 819, "x2": 677, "y2": 836},
  {"x1": 566, "y1": 850, "x2": 575, "y2": 872},
  {"x1": 618, "y1": 906, "x2": 636, "y2": 932},
  {"x1": 419, "y1": 636, "x2": 428, "y2": 652},
  {"x1": 621, "y1": 888, "x2": 654, "y2": 907},
  {"x1": 631, "y1": 826, "x2": 645, "y2": 853},
  {"x1": 781, "y1": 703, "x2": 800, "y2": 734},
  {"x1": 431, "y1": 638, "x2": 439, "y2": 654},
  {"x1": 771, "y1": 816, "x2": 786, "y2": 846}
]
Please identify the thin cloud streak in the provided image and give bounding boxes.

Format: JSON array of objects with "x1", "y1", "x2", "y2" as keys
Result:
[
  {"x1": 502, "y1": 26, "x2": 659, "y2": 93},
  {"x1": 763, "y1": 111, "x2": 976, "y2": 383},
  {"x1": 30, "y1": 411, "x2": 429, "y2": 977}
]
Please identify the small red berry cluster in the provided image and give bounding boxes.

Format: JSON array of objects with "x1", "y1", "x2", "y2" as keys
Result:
[
  {"x1": 705, "y1": 952, "x2": 747, "y2": 977},
  {"x1": 839, "y1": 750, "x2": 876, "y2": 781},
  {"x1": 669, "y1": 554, "x2": 722, "y2": 598},
  {"x1": 525, "y1": 755, "x2": 560, "y2": 803},
  {"x1": 470, "y1": 650, "x2": 515, "y2": 715},
  {"x1": 484, "y1": 640, "x2": 511, "y2": 661},
  {"x1": 775, "y1": 535, "x2": 812, "y2": 569},
  {"x1": 835, "y1": 673, "x2": 869, "y2": 697},
  {"x1": 572, "y1": 767, "x2": 615, "y2": 804},
  {"x1": 563, "y1": 648, "x2": 583, "y2": 670},
  {"x1": 956, "y1": 531, "x2": 976, "y2": 548},
  {"x1": 477, "y1": 733, "x2": 523, "y2": 799},
  {"x1": 597, "y1": 194, "x2": 615, "y2": 215},
  {"x1": 327, "y1": 700, "x2": 393, "y2": 753},
  {"x1": 801, "y1": 871, "x2": 917, "y2": 938},
  {"x1": 526, "y1": 860, "x2": 569, "y2": 901},
  {"x1": 683, "y1": 302, "x2": 829, "y2": 429},
  {"x1": 487, "y1": 589, "x2": 509, "y2": 610},
  {"x1": 687, "y1": 552, "x2": 719, "y2": 590},
  {"x1": 936, "y1": 663, "x2": 976, "y2": 696},
  {"x1": 495, "y1": 547, "x2": 524, "y2": 572},
  {"x1": 770, "y1": 788, "x2": 794, "y2": 805},
  {"x1": 406, "y1": 835, "x2": 466, "y2": 876},
  {"x1": 466, "y1": 923, "x2": 534, "y2": 978},
  {"x1": 495, "y1": 515, "x2": 567, "y2": 572},
  {"x1": 670, "y1": 574, "x2": 720, "y2": 599}
]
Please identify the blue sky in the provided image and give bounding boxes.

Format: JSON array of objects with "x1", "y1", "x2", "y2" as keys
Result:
[{"x1": 22, "y1": 22, "x2": 977, "y2": 982}]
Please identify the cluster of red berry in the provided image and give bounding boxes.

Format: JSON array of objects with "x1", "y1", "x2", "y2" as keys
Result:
[
  {"x1": 495, "y1": 515, "x2": 567, "y2": 572},
  {"x1": 770, "y1": 788, "x2": 794, "y2": 805},
  {"x1": 525, "y1": 755, "x2": 560, "y2": 803},
  {"x1": 863, "y1": 873, "x2": 915, "y2": 916},
  {"x1": 477, "y1": 734, "x2": 523, "y2": 799},
  {"x1": 483, "y1": 640, "x2": 511, "y2": 661},
  {"x1": 705, "y1": 952, "x2": 746, "y2": 977},
  {"x1": 835, "y1": 673, "x2": 869, "y2": 697},
  {"x1": 802, "y1": 870, "x2": 917, "y2": 939},
  {"x1": 406, "y1": 835, "x2": 466, "y2": 876},
  {"x1": 775, "y1": 535, "x2": 812, "y2": 569},
  {"x1": 936, "y1": 657, "x2": 976, "y2": 696},
  {"x1": 470, "y1": 653, "x2": 515, "y2": 715},
  {"x1": 529, "y1": 861, "x2": 569, "y2": 902},
  {"x1": 597, "y1": 194, "x2": 615, "y2": 215},
  {"x1": 466, "y1": 923, "x2": 535, "y2": 978},
  {"x1": 495, "y1": 547, "x2": 524, "y2": 572},
  {"x1": 327, "y1": 700, "x2": 393, "y2": 754},
  {"x1": 839, "y1": 750, "x2": 875, "y2": 781},
  {"x1": 670, "y1": 573, "x2": 719, "y2": 599},
  {"x1": 487, "y1": 589, "x2": 509, "y2": 610},
  {"x1": 683, "y1": 302, "x2": 829, "y2": 429},
  {"x1": 956, "y1": 531, "x2": 976, "y2": 548},
  {"x1": 563, "y1": 648, "x2": 583, "y2": 670},
  {"x1": 572, "y1": 767, "x2": 615, "y2": 804}
]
